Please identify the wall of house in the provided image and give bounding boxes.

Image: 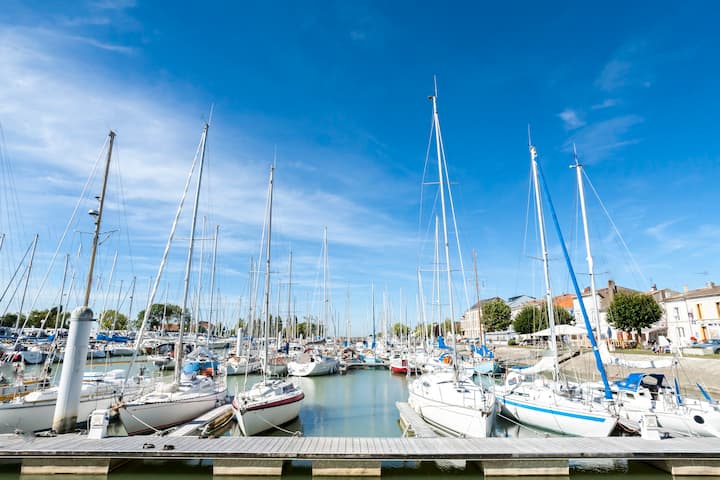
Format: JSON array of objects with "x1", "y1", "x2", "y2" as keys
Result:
[{"x1": 663, "y1": 293, "x2": 720, "y2": 345}]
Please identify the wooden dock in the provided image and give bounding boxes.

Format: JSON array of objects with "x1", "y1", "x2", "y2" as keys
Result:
[{"x1": 1, "y1": 434, "x2": 720, "y2": 477}]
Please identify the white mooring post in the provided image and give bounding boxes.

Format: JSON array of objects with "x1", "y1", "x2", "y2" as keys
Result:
[{"x1": 52, "y1": 306, "x2": 94, "y2": 433}]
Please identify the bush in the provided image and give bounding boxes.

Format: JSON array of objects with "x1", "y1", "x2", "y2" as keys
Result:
[{"x1": 507, "y1": 338, "x2": 517, "y2": 346}]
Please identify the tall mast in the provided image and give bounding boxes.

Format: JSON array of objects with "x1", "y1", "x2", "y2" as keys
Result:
[
  {"x1": 529, "y1": 137, "x2": 560, "y2": 381},
  {"x1": 193, "y1": 216, "x2": 207, "y2": 338},
  {"x1": 287, "y1": 250, "x2": 293, "y2": 340},
  {"x1": 208, "y1": 225, "x2": 219, "y2": 338},
  {"x1": 262, "y1": 165, "x2": 275, "y2": 383},
  {"x1": 430, "y1": 88, "x2": 458, "y2": 367},
  {"x1": 473, "y1": 249, "x2": 484, "y2": 346},
  {"x1": 371, "y1": 282, "x2": 376, "y2": 349},
  {"x1": 322, "y1": 226, "x2": 328, "y2": 339},
  {"x1": 84, "y1": 130, "x2": 115, "y2": 306},
  {"x1": 174, "y1": 122, "x2": 209, "y2": 383},
  {"x1": 572, "y1": 145, "x2": 601, "y2": 335}
]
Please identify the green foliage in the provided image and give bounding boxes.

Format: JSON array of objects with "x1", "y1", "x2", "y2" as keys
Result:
[
  {"x1": 296, "y1": 321, "x2": 309, "y2": 338},
  {"x1": 99, "y1": 310, "x2": 129, "y2": 330},
  {"x1": 607, "y1": 292, "x2": 662, "y2": 332},
  {"x1": 392, "y1": 322, "x2": 410, "y2": 337},
  {"x1": 0, "y1": 313, "x2": 22, "y2": 328},
  {"x1": 0, "y1": 308, "x2": 69, "y2": 329},
  {"x1": 507, "y1": 338, "x2": 517, "y2": 346},
  {"x1": 482, "y1": 298, "x2": 512, "y2": 332},
  {"x1": 135, "y1": 303, "x2": 182, "y2": 330},
  {"x1": 512, "y1": 304, "x2": 573, "y2": 334}
]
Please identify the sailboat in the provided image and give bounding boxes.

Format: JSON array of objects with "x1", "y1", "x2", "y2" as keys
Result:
[
  {"x1": 232, "y1": 165, "x2": 304, "y2": 436},
  {"x1": 495, "y1": 137, "x2": 618, "y2": 437},
  {"x1": 0, "y1": 132, "x2": 151, "y2": 434},
  {"x1": 407, "y1": 86, "x2": 496, "y2": 438},
  {"x1": 287, "y1": 227, "x2": 339, "y2": 377},
  {"x1": 114, "y1": 122, "x2": 227, "y2": 435},
  {"x1": 571, "y1": 146, "x2": 720, "y2": 438}
]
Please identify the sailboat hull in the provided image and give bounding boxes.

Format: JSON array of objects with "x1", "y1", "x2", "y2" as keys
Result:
[
  {"x1": 497, "y1": 384, "x2": 617, "y2": 437},
  {"x1": 233, "y1": 389, "x2": 304, "y2": 436},
  {"x1": 117, "y1": 381, "x2": 227, "y2": 435},
  {"x1": 408, "y1": 371, "x2": 496, "y2": 438}
]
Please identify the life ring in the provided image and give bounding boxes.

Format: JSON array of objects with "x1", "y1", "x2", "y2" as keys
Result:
[{"x1": 441, "y1": 354, "x2": 452, "y2": 365}]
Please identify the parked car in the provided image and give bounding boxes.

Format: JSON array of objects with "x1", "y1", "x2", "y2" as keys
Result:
[{"x1": 695, "y1": 339, "x2": 720, "y2": 354}]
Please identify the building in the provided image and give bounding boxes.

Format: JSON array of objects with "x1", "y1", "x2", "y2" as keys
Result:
[
  {"x1": 661, "y1": 282, "x2": 720, "y2": 346},
  {"x1": 460, "y1": 297, "x2": 503, "y2": 339},
  {"x1": 507, "y1": 295, "x2": 536, "y2": 319}
]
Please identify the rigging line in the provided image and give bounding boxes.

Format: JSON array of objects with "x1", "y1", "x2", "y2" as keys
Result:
[
  {"x1": 0, "y1": 237, "x2": 34, "y2": 306},
  {"x1": 112, "y1": 142, "x2": 136, "y2": 278},
  {"x1": 417, "y1": 116, "x2": 436, "y2": 264},
  {"x1": 29, "y1": 135, "x2": 110, "y2": 310},
  {"x1": 123, "y1": 126, "x2": 204, "y2": 395},
  {"x1": 438, "y1": 127, "x2": 471, "y2": 311},
  {"x1": 582, "y1": 169, "x2": 649, "y2": 287},
  {"x1": 0, "y1": 123, "x2": 26, "y2": 255}
]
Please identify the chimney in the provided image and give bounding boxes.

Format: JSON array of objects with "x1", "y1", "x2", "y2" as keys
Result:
[
  {"x1": 607, "y1": 279, "x2": 617, "y2": 302},
  {"x1": 683, "y1": 285, "x2": 689, "y2": 293},
  {"x1": 650, "y1": 284, "x2": 657, "y2": 292},
  {"x1": 707, "y1": 281, "x2": 716, "y2": 289}
]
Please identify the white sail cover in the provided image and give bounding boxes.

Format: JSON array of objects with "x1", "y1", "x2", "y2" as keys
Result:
[
  {"x1": 598, "y1": 342, "x2": 674, "y2": 369},
  {"x1": 510, "y1": 354, "x2": 556, "y2": 374}
]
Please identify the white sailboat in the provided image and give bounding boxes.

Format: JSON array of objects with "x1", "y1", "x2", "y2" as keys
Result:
[
  {"x1": 232, "y1": 165, "x2": 304, "y2": 436},
  {"x1": 495, "y1": 138, "x2": 618, "y2": 437},
  {"x1": 115, "y1": 123, "x2": 227, "y2": 435},
  {"x1": 407, "y1": 86, "x2": 496, "y2": 438},
  {"x1": 571, "y1": 147, "x2": 720, "y2": 438}
]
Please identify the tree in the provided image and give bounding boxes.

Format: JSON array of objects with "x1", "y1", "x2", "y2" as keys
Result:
[
  {"x1": 482, "y1": 298, "x2": 512, "y2": 332},
  {"x1": 99, "y1": 310, "x2": 129, "y2": 330},
  {"x1": 392, "y1": 322, "x2": 410, "y2": 337},
  {"x1": 607, "y1": 291, "x2": 662, "y2": 333},
  {"x1": 512, "y1": 304, "x2": 574, "y2": 334},
  {"x1": 135, "y1": 303, "x2": 182, "y2": 330},
  {"x1": 513, "y1": 305, "x2": 542, "y2": 334}
]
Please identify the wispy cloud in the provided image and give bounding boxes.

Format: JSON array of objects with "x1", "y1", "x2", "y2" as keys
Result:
[
  {"x1": 595, "y1": 40, "x2": 653, "y2": 92},
  {"x1": 0, "y1": 21, "x2": 418, "y2": 312},
  {"x1": 557, "y1": 108, "x2": 585, "y2": 130},
  {"x1": 564, "y1": 115, "x2": 644, "y2": 163},
  {"x1": 591, "y1": 99, "x2": 620, "y2": 110}
]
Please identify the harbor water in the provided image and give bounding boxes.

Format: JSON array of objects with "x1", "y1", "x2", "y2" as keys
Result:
[{"x1": 0, "y1": 358, "x2": 679, "y2": 478}]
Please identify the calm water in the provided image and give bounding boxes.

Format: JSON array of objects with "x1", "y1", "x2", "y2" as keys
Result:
[{"x1": 0, "y1": 358, "x2": 682, "y2": 478}]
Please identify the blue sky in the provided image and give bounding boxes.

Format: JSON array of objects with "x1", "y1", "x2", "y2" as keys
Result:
[{"x1": 0, "y1": 1, "x2": 718, "y2": 336}]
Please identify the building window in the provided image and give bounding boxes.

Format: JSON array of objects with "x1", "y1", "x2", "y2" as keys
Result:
[
  {"x1": 697, "y1": 304, "x2": 703, "y2": 320},
  {"x1": 716, "y1": 302, "x2": 720, "y2": 319},
  {"x1": 673, "y1": 307, "x2": 680, "y2": 322}
]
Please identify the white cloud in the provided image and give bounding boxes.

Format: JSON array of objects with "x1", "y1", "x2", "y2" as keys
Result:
[
  {"x1": 591, "y1": 99, "x2": 619, "y2": 110},
  {"x1": 0, "y1": 22, "x2": 418, "y2": 314},
  {"x1": 563, "y1": 115, "x2": 644, "y2": 164},
  {"x1": 557, "y1": 109, "x2": 585, "y2": 130}
]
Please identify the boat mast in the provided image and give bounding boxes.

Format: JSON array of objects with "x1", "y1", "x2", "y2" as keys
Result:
[
  {"x1": 371, "y1": 282, "x2": 376, "y2": 349},
  {"x1": 572, "y1": 145, "x2": 601, "y2": 336},
  {"x1": 287, "y1": 249, "x2": 293, "y2": 341},
  {"x1": 262, "y1": 165, "x2": 275, "y2": 383},
  {"x1": 529, "y1": 136, "x2": 560, "y2": 381},
  {"x1": 84, "y1": 130, "x2": 115, "y2": 306},
  {"x1": 208, "y1": 224, "x2": 219, "y2": 340},
  {"x1": 174, "y1": 122, "x2": 209, "y2": 384},
  {"x1": 473, "y1": 249, "x2": 484, "y2": 346},
  {"x1": 430, "y1": 86, "x2": 458, "y2": 367},
  {"x1": 322, "y1": 226, "x2": 328, "y2": 339}
]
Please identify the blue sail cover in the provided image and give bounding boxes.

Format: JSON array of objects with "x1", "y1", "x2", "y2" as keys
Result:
[
  {"x1": 472, "y1": 344, "x2": 494, "y2": 358},
  {"x1": 437, "y1": 335, "x2": 453, "y2": 350}
]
